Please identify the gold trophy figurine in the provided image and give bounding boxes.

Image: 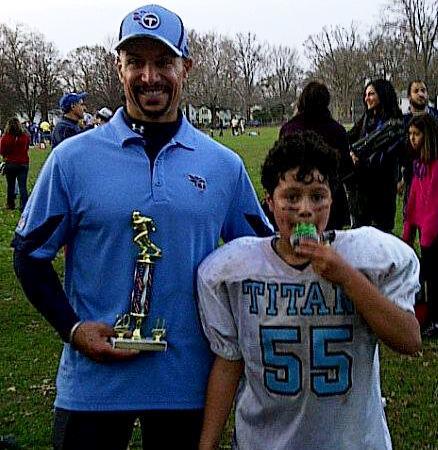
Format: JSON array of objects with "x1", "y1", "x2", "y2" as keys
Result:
[{"x1": 111, "y1": 211, "x2": 167, "y2": 351}]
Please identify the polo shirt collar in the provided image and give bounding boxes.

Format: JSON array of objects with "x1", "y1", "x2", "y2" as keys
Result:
[{"x1": 109, "y1": 107, "x2": 198, "y2": 151}]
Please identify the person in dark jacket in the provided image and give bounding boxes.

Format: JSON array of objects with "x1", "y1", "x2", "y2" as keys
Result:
[
  {"x1": 51, "y1": 92, "x2": 87, "y2": 149},
  {"x1": 348, "y1": 79, "x2": 403, "y2": 233},
  {"x1": 279, "y1": 81, "x2": 352, "y2": 230},
  {"x1": 0, "y1": 117, "x2": 30, "y2": 211}
]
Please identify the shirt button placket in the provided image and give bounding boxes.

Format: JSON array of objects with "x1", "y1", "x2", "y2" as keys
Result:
[{"x1": 152, "y1": 157, "x2": 165, "y2": 201}]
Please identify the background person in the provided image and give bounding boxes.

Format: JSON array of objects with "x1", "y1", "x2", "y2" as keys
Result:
[
  {"x1": 279, "y1": 81, "x2": 352, "y2": 230},
  {"x1": 0, "y1": 117, "x2": 30, "y2": 211},
  {"x1": 12, "y1": 4, "x2": 272, "y2": 450},
  {"x1": 95, "y1": 107, "x2": 114, "y2": 125},
  {"x1": 29, "y1": 121, "x2": 40, "y2": 147},
  {"x1": 399, "y1": 80, "x2": 438, "y2": 217},
  {"x1": 198, "y1": 131, "x2": 421, "y2": 450},
  {"x1": 51, "y1": 92, "x2": 87, "y2": 149},
  {"x1": 81, "y1": 112, "x2": 95, "y2": 130},
  {"x1": 39, "y1": 119, "x2": 52, "y2": 147},
  {"x1": 403, "y1": 115, "x2": 438, "y2": 338},
  {"x1": 231, "y1": 116, "x2": 239, "y2": 136},
  {"x1": 405, "y1": 80, "x2": 438, "y2": 122},
  {"x1": 348, "y1": 79, "x2": 403, "y2": 232},
  {"x1": 238, "y1": 117, "x2": 245, "y2": 135}
]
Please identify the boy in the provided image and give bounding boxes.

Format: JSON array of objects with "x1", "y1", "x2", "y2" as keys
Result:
[{"x1": 197, "y1": 131, "x2": 421, "y2": 450}]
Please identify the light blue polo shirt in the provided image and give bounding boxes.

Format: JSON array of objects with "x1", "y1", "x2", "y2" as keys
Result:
[{"x1": 17, "y1": 107, "x2": 272, "y2": 411}]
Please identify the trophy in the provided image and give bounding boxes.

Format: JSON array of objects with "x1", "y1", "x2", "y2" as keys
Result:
[{"x1": 111, "y1": 211, "x2": 167, "y2": 351}]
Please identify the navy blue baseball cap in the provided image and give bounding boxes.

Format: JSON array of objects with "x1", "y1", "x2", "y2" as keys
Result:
[
  {"x1": 116, "y1": 4, "x2": 189, "y2": 58},
  {"x1": 59, "y1": 92, "x2": 87, "y2": 113}
]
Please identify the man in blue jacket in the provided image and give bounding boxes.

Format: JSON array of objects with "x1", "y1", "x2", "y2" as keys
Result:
[
  {"x1": 13, "y1": 4, "x2": 272, "y2": 449},
  {"x1": 51, "y1": 92, "x2": 87, "y2": 149}
]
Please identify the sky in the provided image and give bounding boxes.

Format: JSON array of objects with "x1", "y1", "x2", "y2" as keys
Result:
[{"x1": 3, "y1": 0, "x2": 388, "y2": 60}]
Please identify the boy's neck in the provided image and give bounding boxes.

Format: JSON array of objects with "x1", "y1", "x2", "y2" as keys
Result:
[{"x1": 274, "y1": 236, "x2": 309, "y2": 265}]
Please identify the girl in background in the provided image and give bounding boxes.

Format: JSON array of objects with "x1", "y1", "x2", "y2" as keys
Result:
[
  {"x1": 0, "y1": 117, "x2": 30, "y2": 211},
  {"x1": 403, "y1": 115, "x2": 438, "y2": 338}
]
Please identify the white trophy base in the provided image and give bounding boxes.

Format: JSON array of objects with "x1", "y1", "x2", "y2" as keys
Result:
[{"x1": 111, "y1": 337, "x2": 167, "y2": 352}]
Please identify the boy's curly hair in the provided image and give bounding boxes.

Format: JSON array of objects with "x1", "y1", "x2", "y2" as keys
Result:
[{"x1": 261, "y1": 131, "x2": 339, "y2": 196}]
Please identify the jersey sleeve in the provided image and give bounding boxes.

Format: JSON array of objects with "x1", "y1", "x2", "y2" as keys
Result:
[
  {"x1": 377, "y1": 250, "x2": 419, "y2": 314},
  {"x1": 353, "y1": 228, "x2": 420, "y2": 314},
  {"x1": 197, "y1": 257, "x2": 242, "y2": 361},
  {"x1": 15, "y1": 151, "x2": 72, "y2": 260},
  {"x1": 221, "y1": 162, "x2": 273, "y2": 241}
]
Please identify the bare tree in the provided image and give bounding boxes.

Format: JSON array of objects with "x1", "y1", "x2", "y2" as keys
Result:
[
  {"x1": 31, "y1": 36, "x2": 63, "y2": 120},
  {"x1": 260, "y1": 44, "x2": 302, "y2": 119},
  {"x1": 232, "y1": 32, "x2": 266, "y2": 120},
  {"x1": 61, "y1": 46, "x2": 99, "y2": 94},
  {"x1": 365, "y1": 27, "x2": 410, "y2": 91},
  {"x1": 305, "y1": 24, "x2": 367, "y2": 122},
  {"x1": 90, "y1": 46, "x2": 122, "y2": 111},
  {"x1": 386, "y1": 0, "x2": 438, "y2": 100},
  {"x1": 61, "y1": 45, "x2": 122, "y2": 112},
  {"x1": 185, "y1": 30, "x2": 236, "y2": 126},
  {"x1": 0, "y1": 25, "x2": 18, "y2": 126},
  {"x1": 0, "y1": 24, "x2": 61, "y2": 121}
]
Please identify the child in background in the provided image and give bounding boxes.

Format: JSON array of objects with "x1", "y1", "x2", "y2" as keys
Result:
[
  {"x1": 198, "y1": 131, "x2": 421, "y2": 450},
  {"x1": 403, "y1": 115, "x2": 438, "y2": 338}
]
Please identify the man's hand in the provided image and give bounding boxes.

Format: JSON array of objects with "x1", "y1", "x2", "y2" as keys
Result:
[{"x1": 71, "y1": 321, "x2": 139, "y2": 362}]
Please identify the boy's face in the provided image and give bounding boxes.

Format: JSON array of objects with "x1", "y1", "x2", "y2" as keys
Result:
[{"x1": 266, "y1": 167, "x2": 332, "y2": 242}]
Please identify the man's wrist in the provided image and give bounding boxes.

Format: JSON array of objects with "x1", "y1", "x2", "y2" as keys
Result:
[{"x1": 69, "y1": 321, "x2": 83, "y2": 344}]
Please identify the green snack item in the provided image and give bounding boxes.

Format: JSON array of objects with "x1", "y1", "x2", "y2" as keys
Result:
[
  {"x1": 290, "y1": 223, "x2": 319, "y2": 247},
  {"x1": 294, "y1": 223, "x2": 317, "y2": 237}
]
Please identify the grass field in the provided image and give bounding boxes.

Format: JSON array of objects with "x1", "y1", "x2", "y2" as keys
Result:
[{"x1": 0, "y1": 128, "x2": 437, "y2": 449}]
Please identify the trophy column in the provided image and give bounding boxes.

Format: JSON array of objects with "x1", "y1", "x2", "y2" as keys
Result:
[{"x1": 111, "y1": 211, "x2": 167, "y2": 351}]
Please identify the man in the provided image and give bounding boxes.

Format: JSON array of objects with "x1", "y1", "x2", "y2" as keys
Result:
[
  {"x1": 12, "y1": 4, "x2": 272, "y2": 450},
  {"x1": 405, "y1": 80, "x2": 438, "y2": 123},
  {"x1": 51, "y1": 92, "x2": 87, "y2": 149}
]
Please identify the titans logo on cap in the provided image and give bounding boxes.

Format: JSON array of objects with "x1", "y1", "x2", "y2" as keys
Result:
[{"x1": 133, "y1": 11, "x2": 160, "y2": 29}]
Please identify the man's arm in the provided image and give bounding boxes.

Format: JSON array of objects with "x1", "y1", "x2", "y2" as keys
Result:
[
  {"x1": 199, "y1": 356, "x2": 244, "y2": 450},
  {"x1": 13, "y1": 249, "x2": 79, "y2": 342},
  {"x1": 13, "y1": 248, "x2": 137, "y2": 362},
  {"x1": 296, "y1": 241, "x2": 421, "y2": 355}
]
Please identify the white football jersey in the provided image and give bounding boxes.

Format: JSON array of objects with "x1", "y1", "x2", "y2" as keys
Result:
[{"x1": 197, "y1": 227, "x2": 419, "y2": 450}]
